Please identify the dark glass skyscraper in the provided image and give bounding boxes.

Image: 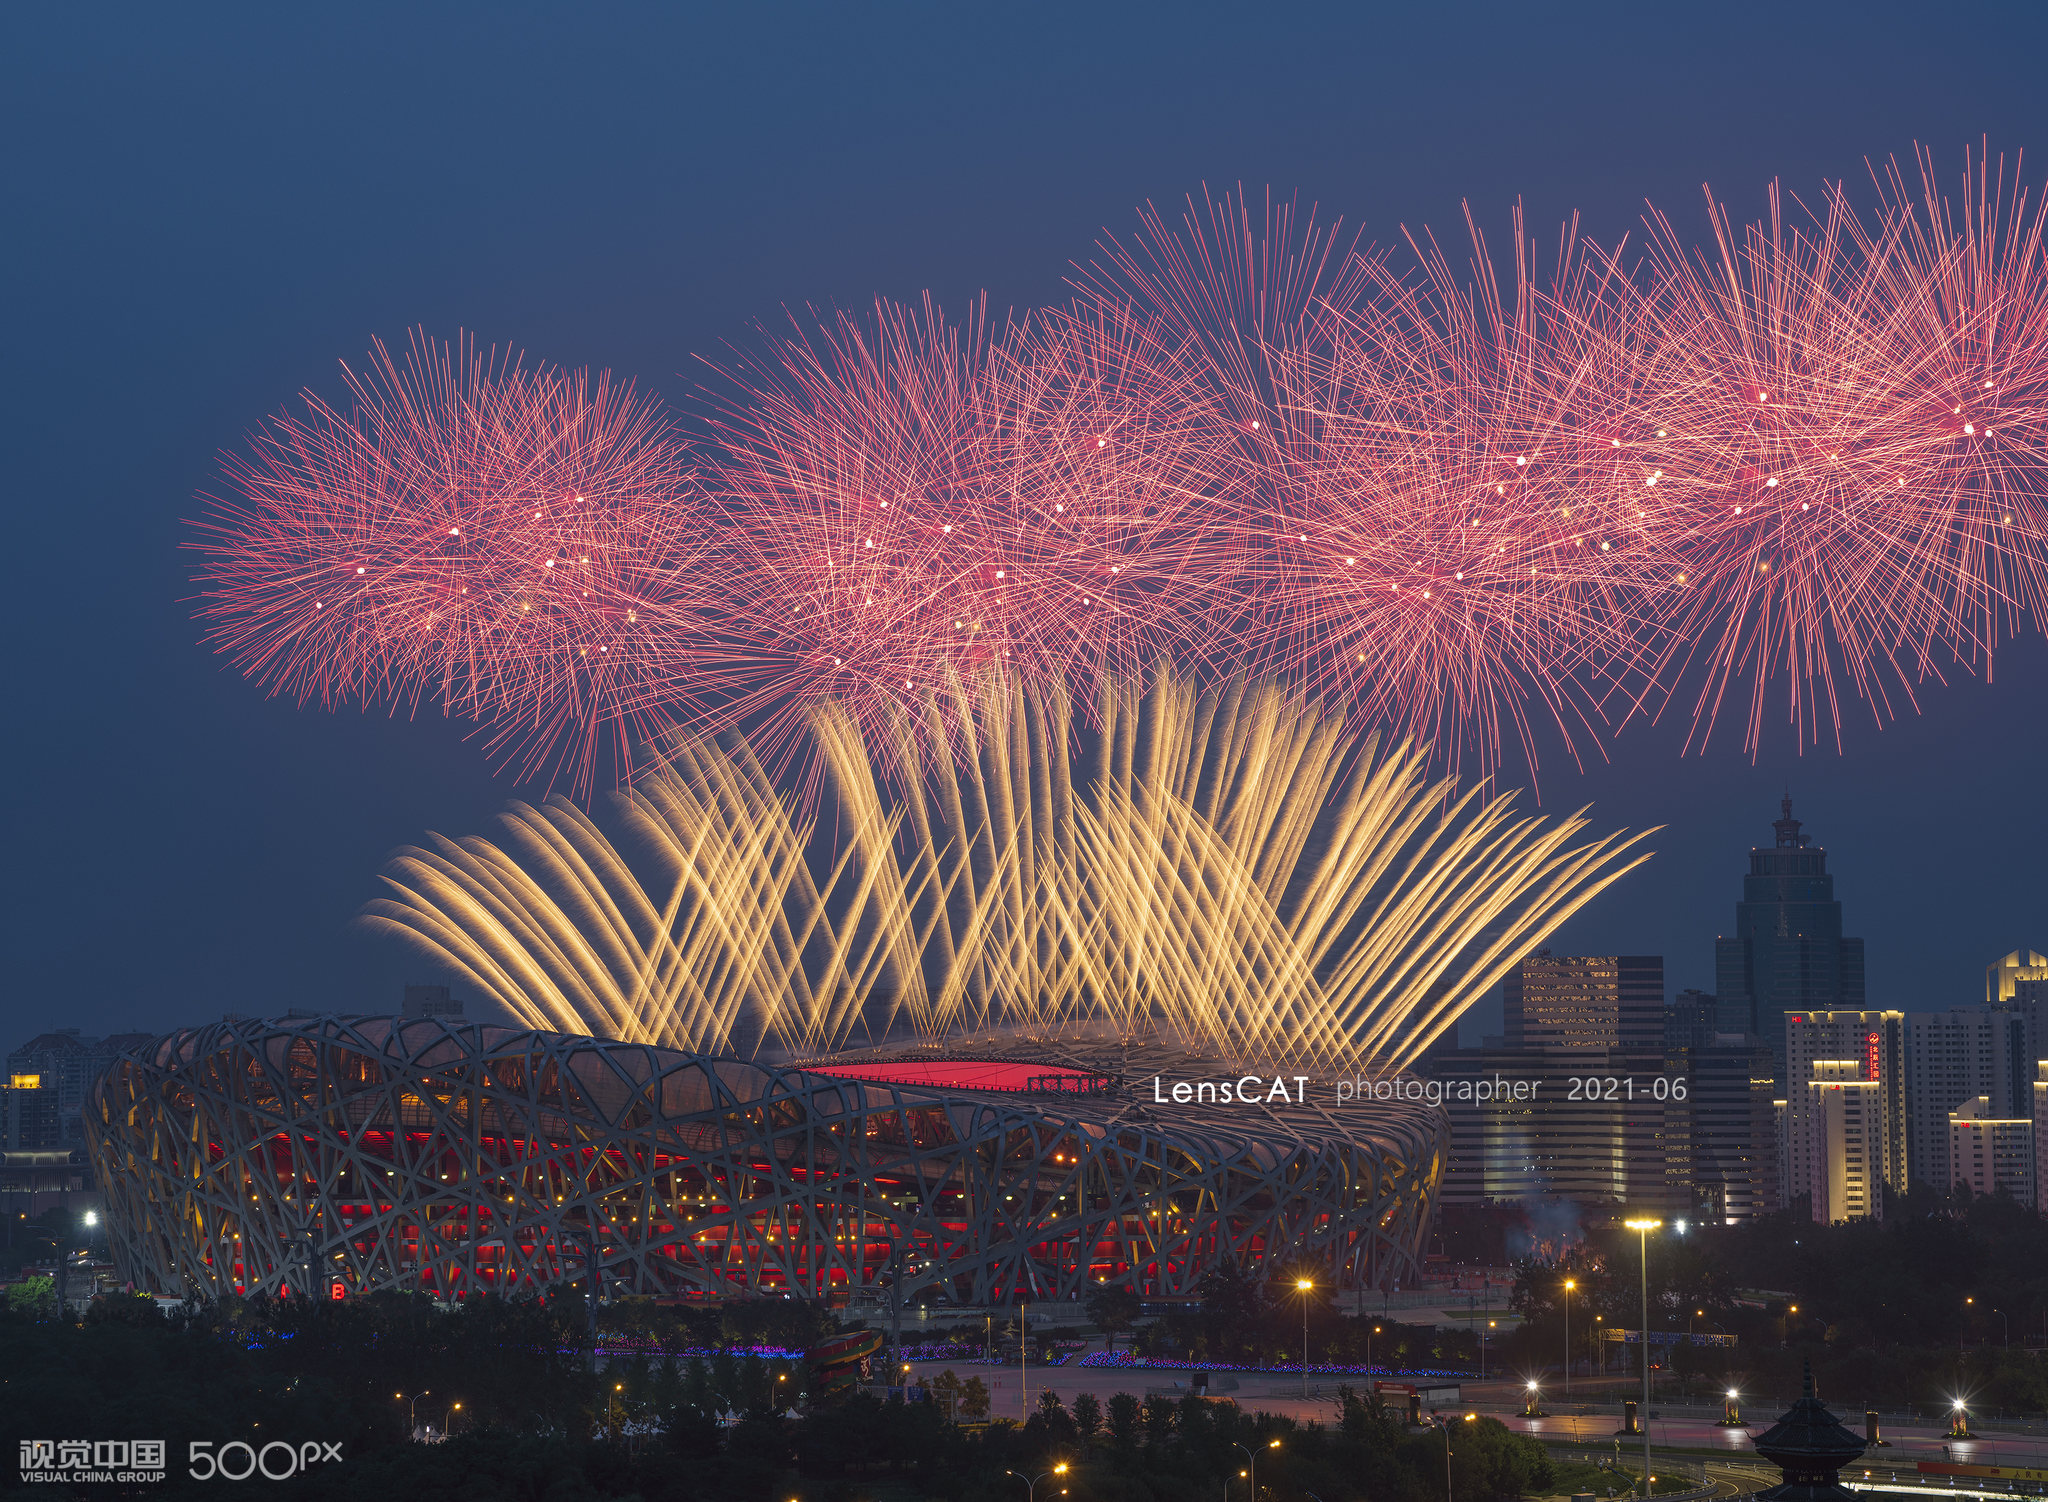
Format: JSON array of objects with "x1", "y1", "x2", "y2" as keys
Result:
[{"x1": 1715, "y1": 798, "x2": 1866, "y2": 1073}]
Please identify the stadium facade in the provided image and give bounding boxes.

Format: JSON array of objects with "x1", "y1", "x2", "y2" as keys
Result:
[{"x1": 85, "y1": 1015, "x2": 1444, "y2": 1304}]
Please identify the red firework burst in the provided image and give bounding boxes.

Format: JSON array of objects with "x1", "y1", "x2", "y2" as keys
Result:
[
  {"x1": 1635, "y1": 147, "x2": 2048, "y2": 751},
  {"x1": 190, "y1": 151, "x2": 2048, "y2": 789},
  {"x1": 1257, "y1": 204, "x2": 1672, "y2": 774},
  {"x1": 981, "y1": 297, "x2": 1249, "y2": 684},
  {"x1": 190, "y1": 332, "x2": 727, "y2": 794},
  {"x1": 696, "y1": 296, "x2": 1023, "y2": 759}
]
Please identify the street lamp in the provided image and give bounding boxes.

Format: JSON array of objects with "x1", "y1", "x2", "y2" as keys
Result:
[
  {"x1": 1439, "y1": 1412, "x2": 1476, "y2": 1502},
  {"x1": 1296, "y1": 1278, "x2": 1314, "y2": 1399},
  {"x1": 1006, "y1": 1463, "x2": 1069, "y2": 1502},
  {"x1": 1623, "y1": 1218, "x2": 1662, "y2": 1499},
  {"x1": 394, "y1": 1390, "x2": 430, "y2": 1439},
  {"x1": 1525, "y1": 1379, "x2": 1543, "y2": 1417},
  {"x1": 1563, "y1": 1278, "x2": 1575, "y2": 1398},
  {"x1": 1234, "y1": 1439, "x2": 1280, "y2": 1500},
  {"x1": 1991, "y1": 1308, "x2": 2010, "y2": 1349},
  {"x1": 1369, "y1": 1324, "x2": 1382, "y2": 1373}
]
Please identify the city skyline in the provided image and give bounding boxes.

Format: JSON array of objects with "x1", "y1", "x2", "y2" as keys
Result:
[{"x1": 7, "y1": 12, "x2": 2047, "y2": 1498}]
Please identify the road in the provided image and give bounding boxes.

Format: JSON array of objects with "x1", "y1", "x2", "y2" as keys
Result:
[{"x1": 902, "y1": 1358, "x2": 2048, "y2": 1477}]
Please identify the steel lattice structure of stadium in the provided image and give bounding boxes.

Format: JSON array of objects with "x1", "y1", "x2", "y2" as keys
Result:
[{"x1": 86, "y1": 1013, "x2": 1443, "y2": 1305}]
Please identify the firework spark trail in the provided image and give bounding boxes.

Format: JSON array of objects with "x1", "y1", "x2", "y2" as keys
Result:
[{"x1": 191, "y1": 151, "x2": 2048, "y2": 788}]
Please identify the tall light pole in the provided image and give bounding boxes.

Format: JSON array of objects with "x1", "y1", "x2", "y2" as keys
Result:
[
  {"x1": 1440, "y1": 1413, "x2": 1473, "y2": 1502},
  {"x1": 1021, "y1": 1298, "x2": 1029, "y2": 1420},
  {"x1": 888, "y1": 1242, "x2": 906, "y2": 1374},
  {"x1": 1235, "y1": 1438, "x2": 1280, "y2": 1500},
  {"x1": 394, "y1": 1389, "x2": 430, "y2": 1439},
  {"x1": 1006, "y1": 1463, "x2": 1068, "y2": 1502},
  {"x1": 1624, "y1": 1219, "x2": 1661, "y2": 1499},
  {"x1": 1563, "y1": 1278, "x2": 1575, "y2": 1398},
  {"x1": 1296, "y1": 1278, "x2": 1314, "y2": 1400}
]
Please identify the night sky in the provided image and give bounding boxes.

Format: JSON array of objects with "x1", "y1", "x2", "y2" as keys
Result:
[{"x1": 7, "y1": 3, "x2": 2047, "y2": 1047}]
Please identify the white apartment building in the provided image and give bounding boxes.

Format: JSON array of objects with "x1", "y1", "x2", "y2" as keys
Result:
[
  {"x1": 1908, "y1": 1009, "x2": 2028, "y2": 1193},
  {"x1": 2035, "y1": 1064, "x2": 2048, "y2": 1208},
  {"x1": 1947, "y1": 1096, "x2": 2036, "y2": 1208},
  {"x1": 1807, "y1": 1060, "x2": 1886, "y2": 1223},
  {"x1": 1784, "y1": 1011, "x2": 1904, "y2": 1210}
]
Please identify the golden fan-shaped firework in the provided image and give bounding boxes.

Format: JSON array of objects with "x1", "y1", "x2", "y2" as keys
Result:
[{"x1": 360, "y1": 667, "x2": 1653, "y2": 1071}]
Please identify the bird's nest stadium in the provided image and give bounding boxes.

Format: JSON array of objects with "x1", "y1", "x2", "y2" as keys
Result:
[{"x1": 86, "y1": 1014, "x2": 1444, "y2": 1305}]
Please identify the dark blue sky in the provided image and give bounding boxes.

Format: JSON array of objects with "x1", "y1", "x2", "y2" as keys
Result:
[{"x1": 6, "y1": 2, "x2": 2046, "y2": 1044}]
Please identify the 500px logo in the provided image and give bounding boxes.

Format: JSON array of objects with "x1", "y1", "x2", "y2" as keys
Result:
[{"x1": 189, "y1": 1440, "x2": 345, "y2": 1481}]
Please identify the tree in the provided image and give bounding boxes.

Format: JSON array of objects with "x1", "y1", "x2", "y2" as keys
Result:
[
  {"x1": 5, "y1": 1277, "x2": 56, "y2": 1322},
  {"x1": 1072, "y1": 1391, "x2": 1102, "y2": 1442},
  {"x1": 1196, "y1": 1259, "x2": 1266, "y2": 1331},
  {"x1": 1337, "y1": 1383, "x2": 1396, "y2": 1436},
  {"x1": 1447, "y1": 1415, "x2": 1550, "y2": 1502},
  {"x1": 84, "y1": 1291, "x2": 163, "y2": 1327},
  {"x1": 959, "y1": 1375, "x2": 991, "y2": 1420},
  {"x1": 1106, "y1": 1391, "x2": 1142, "y2": 1450},
  {"x1": 1143, "y1": 1394, "x2": 1176, "y2": 1446},
  {"x1": 1085, "y1": 1283, "x2": 1142, "y2": 1351}
]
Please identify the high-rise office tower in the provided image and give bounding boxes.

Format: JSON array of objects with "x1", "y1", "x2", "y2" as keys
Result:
[
  {"x1": 1664, "y1": 990, "x2": 1778, "y2": 1221},
  {"x1": 402, "y1": 983, "x2": 467, "y2": 1020},
  {"x1": 1715, "y1": 799, "x2": 1866, "y2": 1074},
  {"x1": 1946, "y1": 1097, "x2": 2036, "y2": 1208},
  {"x1": 1988, "y1": 953, "x2": 2048, "y2": 1117},
  {"x1": 1987, "y1": 950, "x2": 2048, "y2": 1007},
  {"x1": 1433, "y1": 953, "x2": 1685, "y2": 1210},
  {"x1": 1505, "y1": 954, "x2": 1665, "y2": 1052},
  {"x1": 1784, "y1": 1010, "x2": 1906, "y2": 1208},
  {"x1": 2015, "y1": 975, "x2": 2048, "y2": 1096},
  {"x1": 1686, "y1": 1033, "x2": 1780, "y2": 1221},
  {"x1": 2, "y1": 1072, "x2": 63, "y2": 1151},
  {"x1": 1907, "y1": 1008, "x2": 2030, "y2": 1191},
  {"x1": 1773, "y1": 1096, "x2": 1790, "y2": 1205},
  {"x1": 1665, "y1": 989, "x2": 1719, "y2": 1053},
  {"x1": 4, "y1": 1028, "x2": 153, "y2": 1146}
]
